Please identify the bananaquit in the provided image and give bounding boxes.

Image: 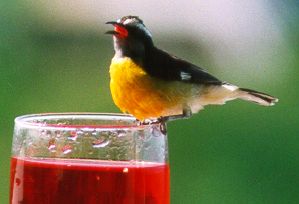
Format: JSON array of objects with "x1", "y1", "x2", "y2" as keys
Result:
[{"x1": 106, "y1": 16, "x2": 278, "y2": 121}]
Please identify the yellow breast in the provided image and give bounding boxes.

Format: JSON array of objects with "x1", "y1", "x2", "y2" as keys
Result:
[{"x1": 109, "y1": 57, "x2": 182, "y2": 120}]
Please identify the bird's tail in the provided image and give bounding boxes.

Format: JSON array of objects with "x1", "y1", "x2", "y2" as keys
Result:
[{"x1": 237, "y1": 88, "x2": 278, "y2": 106}]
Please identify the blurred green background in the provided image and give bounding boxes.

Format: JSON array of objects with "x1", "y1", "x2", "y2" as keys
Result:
[{"x1": 1, "y1": 1, "x2": 299, "y2": 203}]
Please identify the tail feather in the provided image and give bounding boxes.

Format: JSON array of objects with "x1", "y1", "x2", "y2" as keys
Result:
[{"x1": 237, "y1": 88, "x2": 278, "y2": 106}]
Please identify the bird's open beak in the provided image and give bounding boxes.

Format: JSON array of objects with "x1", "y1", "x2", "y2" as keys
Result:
[
  {"x1": 105, "y1": 21, "x2": 120, "y2": 35},
  {"x1": 105, "y1": 21, "x2": 128, "y2": 37}
]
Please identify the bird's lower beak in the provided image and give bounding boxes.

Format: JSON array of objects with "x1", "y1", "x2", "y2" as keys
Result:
[{"x1": 105, "y1": 30, "x2": 119, "y2": 35}]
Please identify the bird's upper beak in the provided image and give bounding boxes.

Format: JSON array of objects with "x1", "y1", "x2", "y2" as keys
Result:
[
  {"x1": 106, "y1": 21, "x2": 119, "y2": 25},
  {"x1": 105, "y1": 21, "x2": 128, "y2": 38}
]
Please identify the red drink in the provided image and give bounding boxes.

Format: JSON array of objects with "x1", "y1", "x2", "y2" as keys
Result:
[{"x1": 10, "y1": 157, "x2": 170, "y2": 204}]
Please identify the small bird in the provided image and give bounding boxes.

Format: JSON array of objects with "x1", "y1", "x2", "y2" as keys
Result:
[{"x1": 106, "y1": 16, "x2": 278, "y2": 122}]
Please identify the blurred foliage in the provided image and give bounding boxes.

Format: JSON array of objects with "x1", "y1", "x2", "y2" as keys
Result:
[{"x1": 1, "y1": 1, "x2": 299, "y2": 204}]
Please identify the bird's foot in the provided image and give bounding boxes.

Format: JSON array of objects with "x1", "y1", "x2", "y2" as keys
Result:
[
  {"x1": 137, "y1": 118, "x2": 167, "y2": 135},
  {"x1": 137, "y1": 118, "x2": 160, "y2": 126},
  {"x1": 159, "y1": 108, "x2": 192, "y2": 122},
  {"x1": 136, "y1": 108, "x2": 192, "y2": 134}
]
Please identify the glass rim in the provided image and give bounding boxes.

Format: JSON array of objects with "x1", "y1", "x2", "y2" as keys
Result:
[{"x1": 14, "y1": 112, "x2": 158, "y2": 131}]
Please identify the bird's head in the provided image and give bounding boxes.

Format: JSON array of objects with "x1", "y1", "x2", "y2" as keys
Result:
[{"x1": 106, "y1": 16, "x2": 153, "y2": 59}]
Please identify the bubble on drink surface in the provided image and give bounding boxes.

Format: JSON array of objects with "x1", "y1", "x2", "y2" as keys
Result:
[
  {"x1": 15, "y1": 178, "x2": 21, "y2": 186},
  {"x1": 92, "y1": 138, "x2": 110, "y2": 148},
  {"x1": 62, "y1": 145, "x2": 72, "y2": 154}
]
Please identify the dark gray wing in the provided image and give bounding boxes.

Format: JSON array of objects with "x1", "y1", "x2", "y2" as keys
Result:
[{"x1": 143, "y1": 47, "x2": 222, "y2": 85}]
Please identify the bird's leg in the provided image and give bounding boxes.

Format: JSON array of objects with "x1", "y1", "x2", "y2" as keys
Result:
[
  {"x1": 137, "y1": 107, "x2": 192, "y2": 125},
  {"x1": 159, "y1": 107, "x2": 192, "y2": 122},
  {"x1": 136, "y1": 108, "x2": 192, "y2": 135}
]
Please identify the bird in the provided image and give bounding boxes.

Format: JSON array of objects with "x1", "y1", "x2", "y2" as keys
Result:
[{"x1": 106, "y1": 15, "x2": 278, "y2": 122}]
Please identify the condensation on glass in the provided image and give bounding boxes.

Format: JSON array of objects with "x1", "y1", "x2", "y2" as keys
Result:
[{"x1": 12, "y1": 113, "x2": 168, "y2": 163}]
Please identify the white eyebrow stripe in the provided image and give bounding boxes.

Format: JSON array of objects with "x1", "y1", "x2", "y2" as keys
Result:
[
  {"x1": 180, "y1": 72, "x2": 192, "y2": 81},
  {"x1": 123, "y1": 18, "x2": 135, "y2": 25}
]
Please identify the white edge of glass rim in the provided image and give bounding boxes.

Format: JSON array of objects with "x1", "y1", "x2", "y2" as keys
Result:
[{"x1": 14, "y1": 112, "x2": 148, "y2": 131}]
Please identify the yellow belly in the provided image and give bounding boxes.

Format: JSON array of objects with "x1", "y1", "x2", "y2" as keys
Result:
[{"x1": 109, "y1": 57, "x2": 185, "y2": 120}]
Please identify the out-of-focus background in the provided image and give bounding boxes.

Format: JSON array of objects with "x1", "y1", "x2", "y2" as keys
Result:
[{"x1": 1, "y1": 0, "x2": 298, "y2": 203}]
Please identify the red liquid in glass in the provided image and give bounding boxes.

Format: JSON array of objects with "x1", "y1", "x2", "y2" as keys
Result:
[{"x1": 10, "y1": 157, "x2": 169, "y2": 204}]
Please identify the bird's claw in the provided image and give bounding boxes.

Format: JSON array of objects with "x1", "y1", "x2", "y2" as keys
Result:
[
  {"x1": 136, "y1": 118, "x2": 167, "y2": 135},
  {"x1": 137, "y1": 118, "x2": 160, "y2": 126}
]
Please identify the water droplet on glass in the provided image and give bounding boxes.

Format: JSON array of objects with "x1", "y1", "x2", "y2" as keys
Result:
[
  {"x1": 68, "y1": 131, "x2": 78, "y2": 141},
  {"x1": 48, "y1": 144, "x2": 56, "y2": 151},
  {"x1": 42, "y1": 130, "x2": 52, "y2": 138},
  {"x1": 92, "y1": 138, "x2": 110, "y2": 148},
  {"x1": 62, "y1": 145, "x2": 72, "y2": 154},
  {"x1": 40, "y1": 130, "x2": 46, "y2": 136},
  {"x1": 57, "y1": 122, "x2": 67, "y2": 126},
  {"x1": 48, "y1": 139, "x2": 56, "y2": 151},
  {"x1": 117, "y1": 130, "x2": 127, "y2": 138},
  {"x1": 144, "y1": 143, "x2": 150, "y2": 151},
  {"x1": 55, "y1": 130, "x2": 62, "y2": 138},
  {"x1": 91, "y1": 131, "x2": 98, "y2": 137}
]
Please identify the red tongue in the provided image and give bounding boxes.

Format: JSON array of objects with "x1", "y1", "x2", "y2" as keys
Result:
[{"x1": 114, "y1": 25, "x2": 128, "y2": 38}]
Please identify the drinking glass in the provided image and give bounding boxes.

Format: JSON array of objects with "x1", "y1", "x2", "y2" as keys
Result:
[{"x1": 10, "y1": 113, "x2": 169, "y2": 204}]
